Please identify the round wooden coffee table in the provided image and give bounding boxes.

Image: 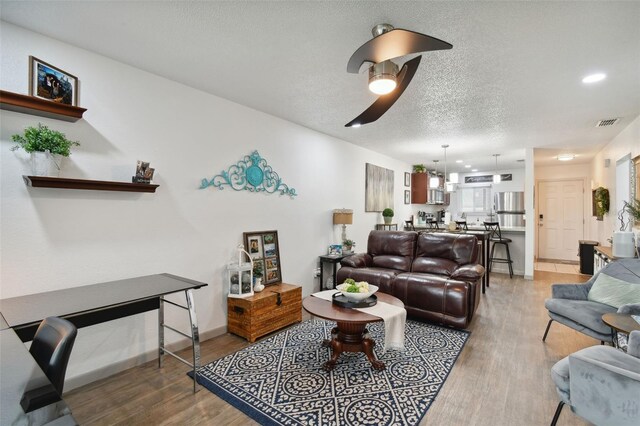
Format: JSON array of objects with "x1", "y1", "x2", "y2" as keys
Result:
[
  {"x1": 302, "y1": 292, "x2": 404, "y2": 371},
  {"x1": 602, "y1": 313, "x2": 640, "y2": 348}
]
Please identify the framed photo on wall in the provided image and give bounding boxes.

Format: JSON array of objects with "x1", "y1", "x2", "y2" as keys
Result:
[
  {"x1": 243, "y1": 230, "x2": 282, "y2": 285},
  {"x1": 29, "y1": 56, "x2": 78, "y2": 106},
  {"x1": 404, "y1": 172, "x2": 411, "y2": 187},
  {"x1": 404, "y1": 190, "x2": 410, "y2": 204}
]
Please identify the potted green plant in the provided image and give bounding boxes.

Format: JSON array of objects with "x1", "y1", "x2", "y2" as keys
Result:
[
  {"x1": 342, "y1": 239, "x2": 355, "y2": 254},
  {"x1": 412, "y1": 164, "x2": 426, "y2": 173},
  {"x1": 253, "y1": 261, "x2": 264, "y2": 292},
  {"x1": 382, "y1": 208, "x2": 394, "y2": 224},
  {"x1": 11, "y1": 123, "x2": 80, "y2": 176},
  {"x1": 594, "y1": 187, "x2": 610, "y2": 221},
  {"x1": 624, "y1": 199, "x2": 640, "y2": 223}
]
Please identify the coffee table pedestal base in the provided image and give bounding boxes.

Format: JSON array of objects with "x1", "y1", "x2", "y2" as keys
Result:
[{"x1": 322, "y1": 323, "x2": 385, "y2": 371}]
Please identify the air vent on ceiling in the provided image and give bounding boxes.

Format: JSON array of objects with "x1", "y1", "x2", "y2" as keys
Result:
[{"x1": 596, "y1": 118, "x2": 619, "y2": 127}]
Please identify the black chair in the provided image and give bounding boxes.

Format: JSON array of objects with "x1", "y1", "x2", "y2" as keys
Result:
[
  {"x1": 30, "y1": 317, "x2": 78, "y2": 396},
  {"x1": 404, "y1": 219, "x2": 415, "y2": 231},
  {"x1": 426, "y1": 218, "x2": 439, "y2": 229},
  {"x1": 483, "y1": 221, "x2": 514, "y2": 278},
  {"x1": 455, "y1": 220, "x2": 468, "y2": 231}
]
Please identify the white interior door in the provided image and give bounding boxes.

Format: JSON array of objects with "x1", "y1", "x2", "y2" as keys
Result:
[{"x1": 538, "y1": 180, "x2": 584, "y2": 261}]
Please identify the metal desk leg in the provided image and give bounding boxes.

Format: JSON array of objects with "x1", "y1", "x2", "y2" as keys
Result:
[
  {"x1": 185, "y1": 289, "x2": 201, "y2": 393},
  {"x1": 158, "y1": 296, "x2": 165, "y2": 368}
]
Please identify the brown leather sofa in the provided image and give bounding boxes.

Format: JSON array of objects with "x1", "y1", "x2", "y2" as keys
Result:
[{"x1": 336, "y1": 230, "x2": 484, "y2": 329}]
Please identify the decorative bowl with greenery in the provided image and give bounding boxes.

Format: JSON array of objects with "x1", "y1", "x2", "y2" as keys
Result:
[
  {"x1": 412, "y1": 164, "x2": 426, "y2": 173},
  {"x1": 382, "y1": 208, "x2": 394, "y2": 224},
  {"x1": 594, "y1": 187, "x2": 609, "y2": 220},
  {"x1": 11, "y1": 123, "x2": 80, "y2": 156}
]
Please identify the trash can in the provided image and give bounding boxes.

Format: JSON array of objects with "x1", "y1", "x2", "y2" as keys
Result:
[{"x1": 578, "y1": 240, "x2": 599, "y2": 275}]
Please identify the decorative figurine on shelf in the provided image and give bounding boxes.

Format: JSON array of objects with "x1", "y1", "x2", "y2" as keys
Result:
[
  {"x1": 133, "y1": 160, "x2": 155, "y2": 184},
  {"x1": 227, "y1": 244, "x2": 254, "y2": 298}
]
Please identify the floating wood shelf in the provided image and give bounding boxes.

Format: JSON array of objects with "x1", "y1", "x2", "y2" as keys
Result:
[
  {"x1": 23, "y1": 176, "x2": 159, "y2": 193},
  {"x1": 0, "y1": 90, "x2": 87, "y2": 122}
]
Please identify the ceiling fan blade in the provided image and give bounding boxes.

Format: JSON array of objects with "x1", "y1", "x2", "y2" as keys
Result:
[
  {"x1": 347, "y1": 29, "x2": 451, "y2": 74},
  {"x1": 345, "y1": 55, "x2": 421, "y2": 127}
]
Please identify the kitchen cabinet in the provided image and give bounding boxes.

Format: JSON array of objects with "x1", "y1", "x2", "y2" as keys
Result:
[
  {"x1": 459, "y1": 186, "x2": 491, "y2": 213},
  {"x1": 411, "y1": 172, "x2": 446, "y2": 205}
]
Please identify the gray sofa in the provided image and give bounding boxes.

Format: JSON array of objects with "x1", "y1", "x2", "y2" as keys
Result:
[
  {"x1": 543, "y1": 259, "x2": 640, "y2": 344},
  {"x1": 550, "y1": 330, "x2": 640, "y2": 425}
]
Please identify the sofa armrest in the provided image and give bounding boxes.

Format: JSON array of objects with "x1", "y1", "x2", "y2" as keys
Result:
[
  {"x1": 451, "y1": 264, "x2": 485, "y2": 282},
  {"x1": 618, "y1": 303, "x2": 640, "y2": 316},
  {"x1": 551, "y1": 283, "x2": 590, "y2": 300},
  {"x1": 341, "y1": 253, "x2": 372, "y2": 268}
]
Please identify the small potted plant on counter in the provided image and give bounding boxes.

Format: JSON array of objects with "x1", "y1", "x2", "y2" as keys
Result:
[
  {"x1": 253, "y1": 261, "x2": 264, "y2": 292},
  {"x1": 382, "y1": 208, "x2": 394, "y2": 224},
  {"x1": 11, "y1": 123, "x2": 80, "y2": 176},
  {"x1": 342, "y1": 239, "x2": 355, "y2": 254}
]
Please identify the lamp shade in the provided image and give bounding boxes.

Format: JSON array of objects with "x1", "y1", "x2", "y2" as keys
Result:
[{"x1": 333, "y1": 209, "x2": 353, "y2": 225}]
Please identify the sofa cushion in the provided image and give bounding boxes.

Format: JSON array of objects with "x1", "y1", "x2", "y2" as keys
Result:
[
  {"x1": 367, "y1": 231, "x2": 417, "y2": 272},
  {"x1": 588, "y1": 270, "x2": 640, "y2": 308},
  {"x1": 336, "y1": 267, "x2": 400, "y2": 295},
  {"x1": 545, "y1": 298, "x2": 617, "y2": 335},
  {"x1": 413, "y1": 233, "x2": 478, "y2": 274}
]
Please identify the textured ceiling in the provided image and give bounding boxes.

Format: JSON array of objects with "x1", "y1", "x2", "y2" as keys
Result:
[{"x1": 2, "y1": 1, "x2": 639, "y2": 172}]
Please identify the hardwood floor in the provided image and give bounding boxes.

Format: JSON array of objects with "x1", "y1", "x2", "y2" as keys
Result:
[{"x1": 65, "y1": 271, "x2": 594, "y2": 425}]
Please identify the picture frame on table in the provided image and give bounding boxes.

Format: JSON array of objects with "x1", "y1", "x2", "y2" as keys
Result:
[
  {"x1": 404, "y1": 172, "x2": 411, "y2": 187},
  {"x1": 404, "y1": 190, "x2": 411, "y2": 205},
  {"x1": 328, "y1": 244, "x2": 343, "y2": 256},
  {"x1": 243, "y1": 230, "x2": 282, "y2": 285},
  {"x1": 29, "y1": 56, "x2": 78, "y2": 106}
]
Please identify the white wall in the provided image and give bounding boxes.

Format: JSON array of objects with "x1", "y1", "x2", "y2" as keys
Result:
[
  {"x1": 0, "y1": 23, "x2": 412, "y2": 388},
  {"x1": 589, "y1": 116, "x2": 640, "y2": 245}
]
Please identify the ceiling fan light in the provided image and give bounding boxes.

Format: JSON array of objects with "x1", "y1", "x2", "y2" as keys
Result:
[{"x1": 368, "y1": 61, "x2": 399, "y2": 95}]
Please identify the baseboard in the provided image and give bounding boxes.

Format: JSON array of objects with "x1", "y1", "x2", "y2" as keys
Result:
[{"x1": 64, "y1": 325, "x2": 227, "y2": 392}]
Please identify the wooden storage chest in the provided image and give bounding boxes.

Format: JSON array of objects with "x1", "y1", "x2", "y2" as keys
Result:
[{"x1": 227, "y1": 283, "x2": 302, "y2": 342}]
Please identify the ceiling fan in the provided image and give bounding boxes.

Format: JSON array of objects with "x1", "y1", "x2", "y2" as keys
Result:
[{"x1": 345, "y1": 24, "x2": 452, "y2": 127}]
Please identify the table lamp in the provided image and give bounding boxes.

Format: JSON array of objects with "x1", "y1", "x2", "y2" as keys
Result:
[{"x1": 333, "y1": 209, "x2": 353, "y2": 243}]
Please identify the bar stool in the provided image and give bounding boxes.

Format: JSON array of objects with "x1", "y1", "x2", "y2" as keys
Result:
[
  {"x1": 404, "y1": 219, "x2": 415, "y2": 231},
  {"x1": 483, "y1": 221, "x2": 514, "y2": 278},
  {"x1": 455, "y1": 220, "x2": 468, "y2": 231},
  {"x1": 426, "y1": 218, "x2": 439, "y2": 230}
]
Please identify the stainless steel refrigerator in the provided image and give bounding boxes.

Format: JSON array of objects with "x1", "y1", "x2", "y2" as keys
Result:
[{"x1": 494, "y1": 191, "x2": 525, "y2": 228}]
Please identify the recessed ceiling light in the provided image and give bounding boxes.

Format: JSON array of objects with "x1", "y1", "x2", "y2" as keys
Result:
[
  {"x1": 557, "y1": 154, "x2": 575, "y2": 161},
  {"x1": 456, "y1": 160, "x2": 463, "y2": 163},
  {"x1": 471, "y1": 169, "x2": 478, "y2": 172},
  {"x1": 464, "y1": 165, "x2": 471, "y2": 168},
  {"x1": 582, "y1": 73, "x2": 606, "y2": 84}
]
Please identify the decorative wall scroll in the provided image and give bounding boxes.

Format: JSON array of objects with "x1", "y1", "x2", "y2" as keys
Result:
[
  {"x1": 200, "y1": 150, "x2": 297, "y2": 197},
  {"x1": 464, "y1": 174, "x2": 513, "y2": 184},
  {"x1": 365, "y1": 163, "x2": 394, "y2": 212}
]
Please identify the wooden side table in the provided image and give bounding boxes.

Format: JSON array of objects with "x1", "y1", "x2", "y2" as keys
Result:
[
  {"x1": 227, "y1": 283, "x2": 301, "y2": 342},
  {"x1": 602, "y1": 313, "x2": 640, "y2": 349}
]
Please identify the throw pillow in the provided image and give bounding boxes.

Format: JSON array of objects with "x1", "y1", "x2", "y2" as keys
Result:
[{"x1": 588, "y1": 272, "x2": 640, "y2": 308}]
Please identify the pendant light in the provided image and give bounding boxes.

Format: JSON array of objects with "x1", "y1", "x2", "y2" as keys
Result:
[
  {"x1": 492, "y1": 154, "x2": 501, "y2": 183},
  {"x1": 430, "y1": 160, "x2": 440, "y2": 188},
  {"x1": 442, "y1": 144, "x2": 456, "y2": 192}
]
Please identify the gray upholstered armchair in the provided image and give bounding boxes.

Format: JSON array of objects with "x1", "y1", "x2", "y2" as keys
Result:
[
  {"x1": 543, "y1": 259, "x2": 640, "y2": 344},
  {"x1": 550, "y1": 330, "x2": 640, "y2": 425}
]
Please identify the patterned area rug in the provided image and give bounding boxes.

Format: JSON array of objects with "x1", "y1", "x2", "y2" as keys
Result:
[{"x1": 192, "y1": 319, "x2": 469, "y2": 425}]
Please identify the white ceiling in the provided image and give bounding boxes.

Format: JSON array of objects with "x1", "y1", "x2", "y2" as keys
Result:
[{"x1": 2, "y1": 1, "x2": 639, "y2": 173}]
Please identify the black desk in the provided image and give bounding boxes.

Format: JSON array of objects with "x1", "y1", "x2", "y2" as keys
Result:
[
  {"x1": 319, "y1": 254, "x2": 349, "y2": 290},
  {"x1": 1, "y1": 328, "x2": 77, "y2": 425},
  {"x1": 1, "y1": 273, "x2": 208, "y2": 402}
]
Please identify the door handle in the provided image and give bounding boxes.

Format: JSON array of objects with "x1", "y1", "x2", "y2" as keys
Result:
[{"x1": 539, "y1": 223, "x2": 543, "y2": 227}]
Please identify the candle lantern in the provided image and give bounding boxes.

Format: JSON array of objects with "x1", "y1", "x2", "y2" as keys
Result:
[{"x1": 227, "y1": 244, "x2": 254, "y2": 298}]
